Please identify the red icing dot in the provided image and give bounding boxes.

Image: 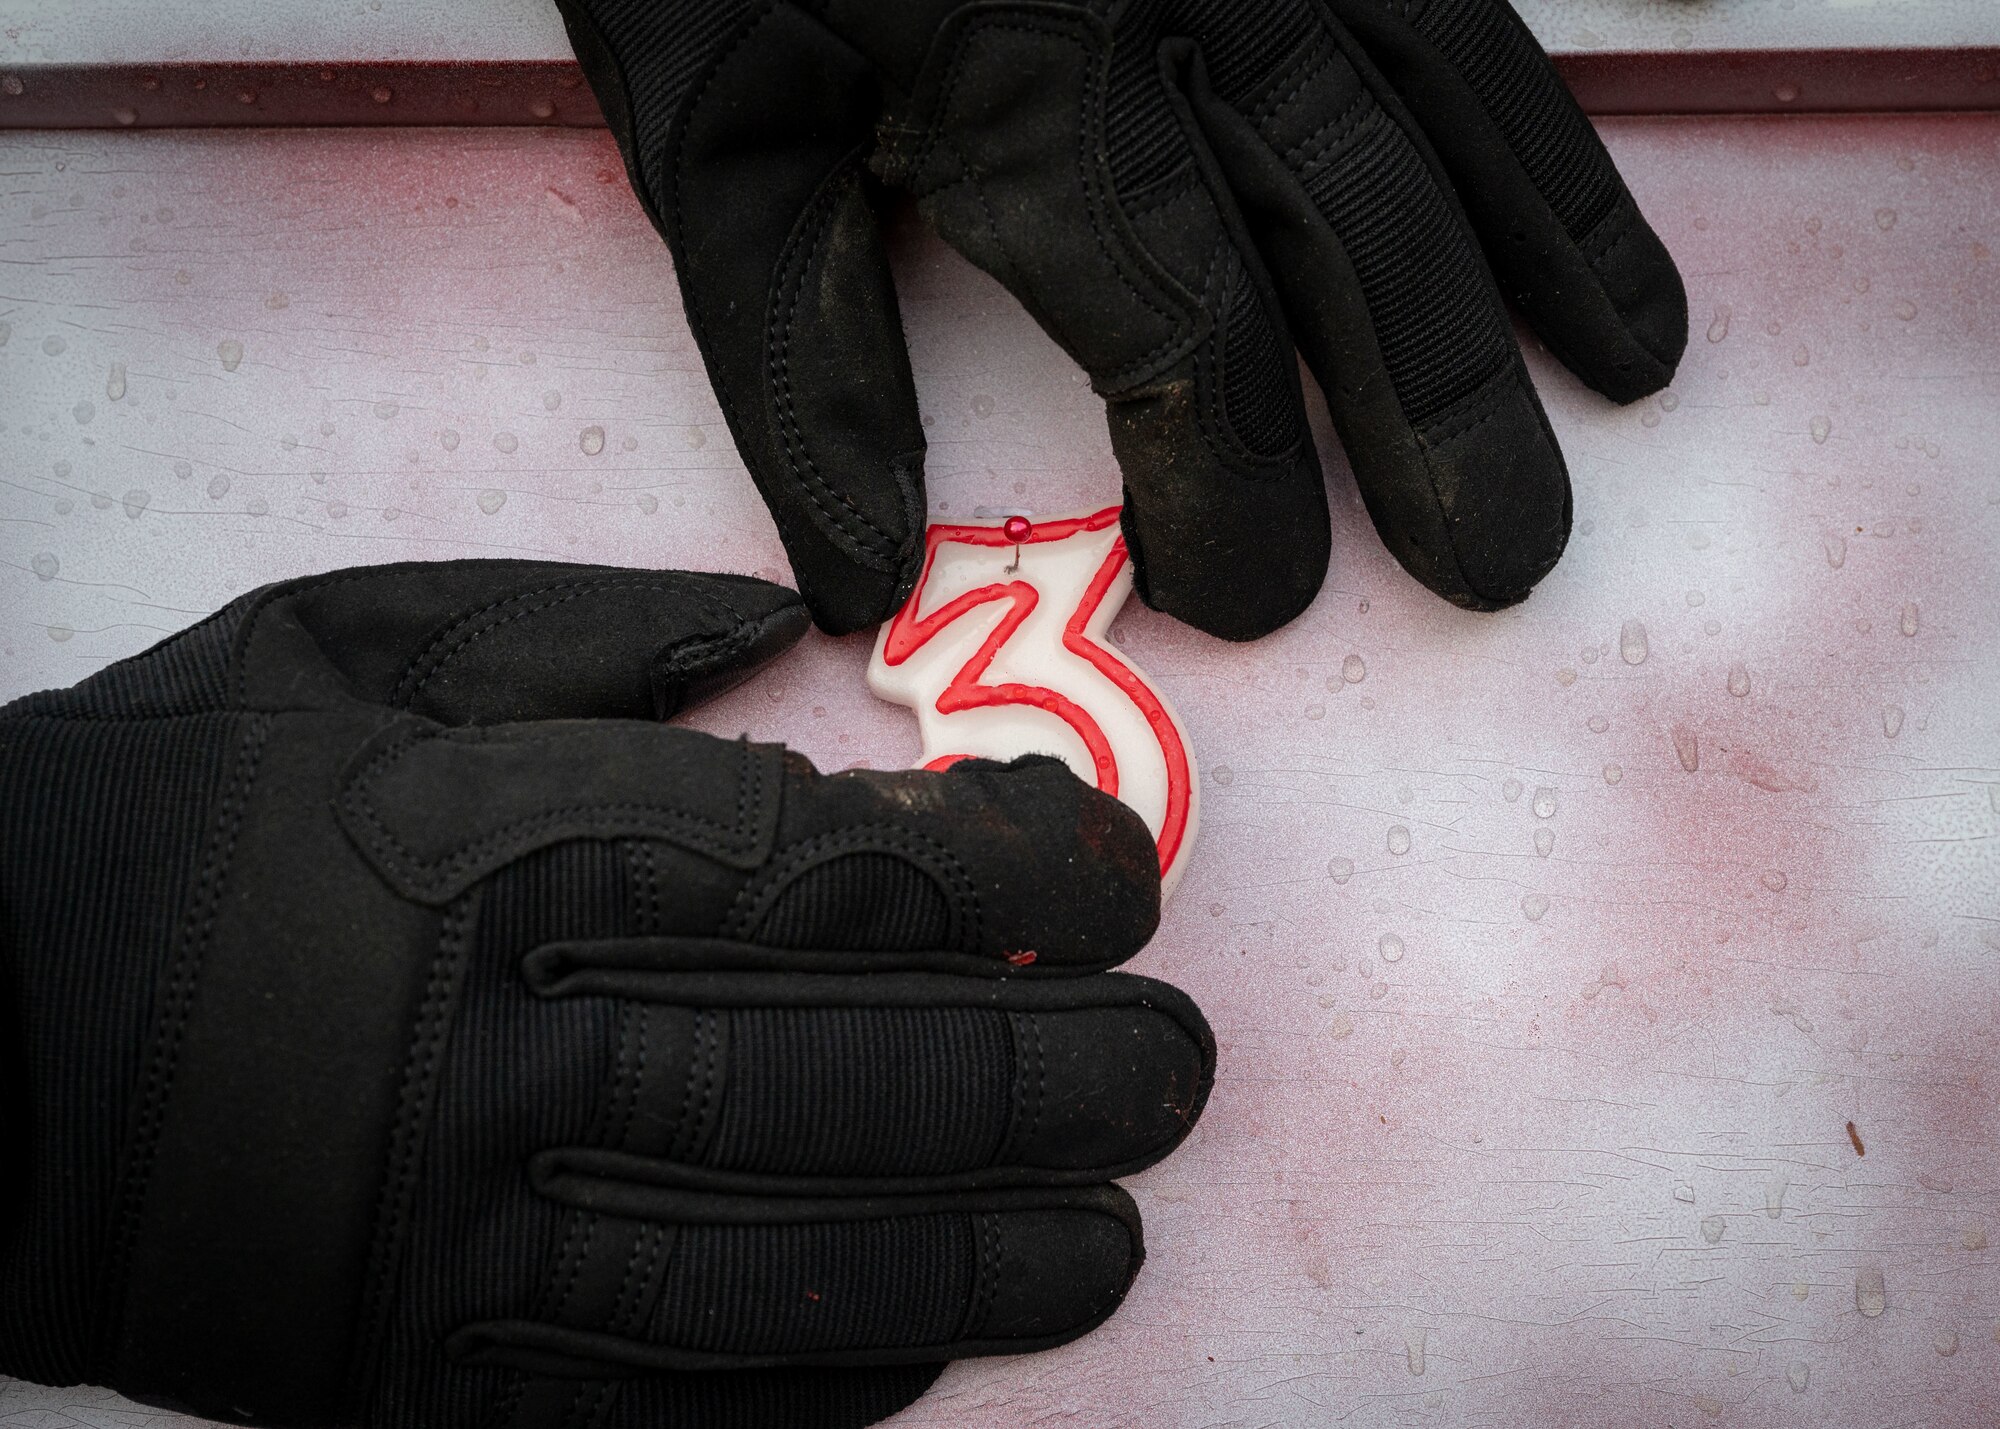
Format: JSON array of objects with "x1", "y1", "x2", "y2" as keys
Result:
[{"x1": 1002, "y1": 515, "x2": 1032, "y2": 543}]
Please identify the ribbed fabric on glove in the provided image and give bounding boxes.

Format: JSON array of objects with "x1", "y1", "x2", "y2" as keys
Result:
[
  {"x1": 0, "y1": 561, "x2": 1213, "y2": 1429},
  {"x1": 554, "y1": 0, "x2": 1687, "y2": 639}
]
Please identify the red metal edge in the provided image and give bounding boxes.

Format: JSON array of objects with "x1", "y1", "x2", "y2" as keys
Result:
[{"x1": 0, "y1": 48, "x2": 1996, "y2": 127}]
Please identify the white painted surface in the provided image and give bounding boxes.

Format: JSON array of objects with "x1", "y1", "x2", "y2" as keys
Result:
[
  {"x1": 0, "y1": 116, "x2": 1997, "y2": 1425},
  {"x1": 0, "y1": 0, "x2": 1992, "y2": 65}
]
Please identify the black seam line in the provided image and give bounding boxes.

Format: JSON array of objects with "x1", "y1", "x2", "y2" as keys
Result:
[
  {"x1": 1246, "y1": 29, "x2": 1337, "y2": 126},
  {"x1": 97, "y1": 711, "x2": 271, "y2": 1356},
  {"x1": 765, "y1": 147, "x2": 904, "y2": 567},
  {"x1": 391, "y1": 579, "x2": 753, "y2": 710},
  {"x1": 662, "y1": 0, "x2": 787, "y2": 475},
  {"x1": 522, "y1": 944, "x2": 1106, "y2": 999},
  {"x1": 341, "y1": 730, "x2": 768, "y2": 889},
  {"x1": 531, "y1": 1144, "x2": 1186, "y2": 1203}
]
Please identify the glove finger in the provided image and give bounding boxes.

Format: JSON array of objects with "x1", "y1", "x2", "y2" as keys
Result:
[
  {"x1": 560, "y1": 0, "x2": 927, "y2": 635},
  {"x1": 256, "y1": 560, "x2": 807, "y2": 724},
  {"x1": 1189, "y1": 19, "x2": 1571, "y2": 611},
  {"x1": 757, "y1": 753, "x2": 1162, "y2": 972},
  {"x1": 534, "y1": 977, "x2": 1210, "y2": 1190},
  {"x1": 1326, "y1": 0, "x2": 1688, "y2": 401},
  {"x1": 871, "y1": 12, "x2": 1329, "y2": 640},
  {"x1": 450, "y1": 1185, "x2": 1144, "y2": 1371}
]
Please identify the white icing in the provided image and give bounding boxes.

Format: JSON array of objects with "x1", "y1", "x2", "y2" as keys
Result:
[{"x1": 868, "y1": 507, "x2": 1199, "y2": 898}]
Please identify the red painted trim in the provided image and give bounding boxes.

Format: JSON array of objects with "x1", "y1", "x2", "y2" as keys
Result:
[{"x1": 880, "y1": 505, "x2": 1192, "y2": 877}]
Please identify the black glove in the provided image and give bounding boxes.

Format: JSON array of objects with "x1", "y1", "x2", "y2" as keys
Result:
[
  {"x1": 0, "y1": 561, "x2": 1213, "y2": 1429},
  {"x1": 553, "y1": 0, "x2": 1686, "y2": 639}
]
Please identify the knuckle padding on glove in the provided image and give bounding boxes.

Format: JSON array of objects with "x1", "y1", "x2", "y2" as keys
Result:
[{"x1": 337, "y1": 724, "x2": 784, "y2": 902}]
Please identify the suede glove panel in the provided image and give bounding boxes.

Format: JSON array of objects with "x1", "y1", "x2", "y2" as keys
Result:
[
  {"x1": 0, "y1": 560, "x2": 1213, "y2": 1429},
  {"x1": 553, "y1": 0, "x2": 1686, "y2": 639}
]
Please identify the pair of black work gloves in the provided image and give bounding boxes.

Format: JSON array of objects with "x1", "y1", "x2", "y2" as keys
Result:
[{"x1": 0, "y1": 3, "x2": 1684, "y2": 1427}]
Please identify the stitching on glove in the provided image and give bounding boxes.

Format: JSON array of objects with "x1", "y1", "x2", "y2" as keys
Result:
[
  {"x1": 931, "y1": 13, "x2": 1197, "y2": 391},
  {"x1": 354, "y1": 895, "x2": 475, "y2": 1380},
  {"x1": 235, "y1": 564, "x2": 420, "y2": 708},
  {"x1": 105, "y1": 713, "x2": 272, "y2": 1315},
  {"x1": 1247, "y1": 30, "x2": 1336, "y2": 128},
  {"x1": 342, "y1": 729, "x2": 769, "y2": 896},
  {"x1": 550, "y1": 1214, "x2": 600, "y2": 1325},
  {"x1": 1280, "y1": 87, "x2": 1375, "y2": 175},
  {"x1": 391, "y1": 580, "x2": 750, "y2": 710},
  {"x1": 1578, "y1": 191, "x2": 1639, "y2": 267},
  {"x1": 1415, "y1": 361, "x2": 1527, "y2": 454},
  {"x1": 766, "y1": 153, "x2": 904, "y2": 567},
  {"x1": 688, "y1": 1011, "x2": 724, "y2": 1164},
  {"x1": 722, "y1": 823, "x2": 982, "y2": 952}
]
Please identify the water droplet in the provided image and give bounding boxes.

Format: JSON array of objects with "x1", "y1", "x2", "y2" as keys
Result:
[
  {"x1": 1893, "y1": 298, "x2": 1918, "y2": 321},
  {"x1": 580, "y1": 425, "x2": 605, "y2": 456},
  {"x1": 173, "y1": 459, "x2": 192, "y2": 480},
  {"x1": 206, "y1": 473, "x2": 231, "y2": 500},
  {"x1": 437, "y1": 428, "x2": 460, "y2": 452},
  {"x1": 1659, "y1": 391, "x2": 1680, "y2": 412},
  {"x1": 1810, "y1": 415, "x2": 1831, "y2": 444},
  {"x1": 1522, "y1": 893, "x2": 1548, "y2": 921},
  {"x1": 72, "y1": 400, "x2": 94, "y2": 425},
  {"x1": 121, "y1": 489, "x2": 149, "y2": 518},
  {"x1": 1963, "y1": 1227, "x2": 1988, "y2": 1250},
  {"x1": 1386, "y1": 825, "x2": 1411, "y2": 856},
  {"x1": 1341, "y1": 653, "x2": 1366, "y2": 684},
  {"x1": 217, "y1": 339, "x2": 243, "y2": 371},
  {"x1": 1378, "y1": 932, "x2": 1404, "y2": 963},
  {"x1": 0, "y1": 320, "x2": 9, "y2": 346},
  {"x1": 476, "y1": 488, "x2": 507, "y2": 515},
  {"x1": 1761, "y1": 869, "x2": 1789, "y2": 892},
  {"x1": 1640, "y1": 408, "x2": 1661, "y2": 428},
  {"x1": 1727, "y1": 663, "x2": 1751, "y2": 697},
  {"x1": 1766, "y1": 1179, "x2": 1788, "y2": 1218},
  {"x1": 529, "y1": 97, "x2": 556, "y2": 120},
  {"x1": 1881, "y1": 704, "x2": 1905, "y2": 738},
  {"x1": 1786, "y1": 1362, "x2": 1809, "y2": 1394},
  {"x1": 1935, "y1": 1330, "x2": 1958, "y2": 1357},
  {"x1": 1502, "y1": 778, "x2": 1522, "y2": 802},
  {"x1": 1674, "y1": 1183, "x2": 1695, "y2": 1203},
  {"x1": 1328, "y1": 1012, "x2": 1354, "y2": 1041},
  {"x1": 1792, "y1": 344, "x2": 1810, "y2": 367},
  {"x1": 1672, "y1": 725, "x2": 1700, "y2": 772},
  {"x1": 1706, "y1": 308, "x2": 1731, "y2": 343},
  {"x1": 106, "y1": 362, "x2": 126, "y2": 400},
  {"x1": 327, "y1": 501, "x2": 348, "y2": 519},
  {"x1": 1823, "y1": 532, "x2": 1847, "y2": 568},
  {"x1": 1304, "y1": 701, "x2": 1325, "y2": 720},
  {"x1": 1700, "y1": 1216, "x2": 1726, "y2": 1245},
  {"x1": 542, "y1": 389, "x2": 562, "y2": 412},
  {"x1": 373, "y1": 400, "x2": 398, "y2": 419},
  {"x1": 47, "y1": 624, "x2": 73, "y2": 643},
  {"x1": 1875, "y1": 207, "x2": 1898, "y2": 231},
  {"x1": 1854, "y1": 1266, "x2": 1886, "y2": 1317},
  {"x1": 246, "y1": 496, "x2": 268, "y2": 517},
  {"x1": 1, "y1": 75, "x2": 21, "y2": 97},
  {"x1": 1587, "y1": 715, "x2": 1608, "y2": 733},
  {"x1": 1534, "y1": 827, "x2": 1554, "y2": 857},
  {"x1": 90, "y1": 492, "x2": 111, "y2": 510},
  {"x1": 371, "y1": 85, "x2": 393, "y2": 104},
  {"x1": 493, "y1": 432, "x2": 518, "y2": 454},
  {"x1": 1555, "y1": 668, "x2": 1576, "y2": 687},
  {"x1": 1899, "y1": 601, "x2": 1919, "y2": 637},
  {"x1": 1532, "y1": 786, "x2": 1558, "y2": 820},
  {"x1": 1328, "y1": 857, "x2": 1355, "y2": 885},
  {"x1": 42, "y1": 334, "x2": 68, "y2": 356},
  {"x1": 1603, "y1": 763, "x2": 1622, "y2": 784},
  {"x1": 1404, "y1": 1329, "x2": 1426, "y2": 1377},
  {"x1": 970, "y1": 394, "x2": 995, "y2": 417},
  {"x1": 1774, "y1": 82, "x2": 1799, "y2": 103},
  {"x1": 31, "y1": 552, "x2": 58, "y2": 581},
  {"x1": 1620, "y1": 620, "x2": 1649, "y2": 665},
  {"x1": 265, "y1": 290, "x2": 289, "y2": 310}
]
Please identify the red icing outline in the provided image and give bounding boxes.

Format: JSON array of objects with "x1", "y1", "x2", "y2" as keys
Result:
[{"x1": 879, "y1": 505, "x2": 1192, "y2": 877}]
